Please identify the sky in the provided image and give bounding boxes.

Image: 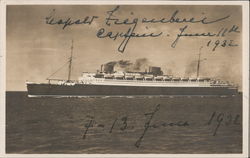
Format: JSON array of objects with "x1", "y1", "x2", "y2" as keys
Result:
[{"x1": 6, "y1": 5, "x2": 242, "y2": 91}]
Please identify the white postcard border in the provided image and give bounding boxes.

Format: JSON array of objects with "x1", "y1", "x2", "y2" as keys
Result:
[{"x1": 0, "y1": 1, "x2": 249, "y2": 157}]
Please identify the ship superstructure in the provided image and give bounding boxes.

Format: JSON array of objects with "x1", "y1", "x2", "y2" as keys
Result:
[{"x1": 26, "y1": 42, "x2": 238, "y2": 97}]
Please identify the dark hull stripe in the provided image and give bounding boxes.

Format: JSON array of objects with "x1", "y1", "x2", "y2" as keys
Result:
[{"x1": 27, "y1": 84, "x2": 238, "y2": 96}]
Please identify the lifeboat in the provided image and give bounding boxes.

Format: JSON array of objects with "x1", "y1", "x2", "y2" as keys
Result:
[
  {"x1": 104, "y1": 74, "x2": 114, "y2": 79},
  {"x1": 154, "y1": 76, "x2": 163, "y2": 81},
  {"x1": 163, "y1": 76, "x2": 172, "y2": 81},
  {"x1": 172, "y1": 77, "x2": 181, "y2": 81},
  {"x1": 113, "y1": 72, "x2": 124, "y2": 80},
  {"x1": 135, "y1": 75, "x2": 144, "y2": 80},
  {"x1": 181, "y1": 77, "x2": 189, "y2": 81},
  {"x1": 144, "y1": 75, "x2": 154, "y2": 81},
  {"x1": 189, "y1": 78, "x2": 197, "y2": 82}
]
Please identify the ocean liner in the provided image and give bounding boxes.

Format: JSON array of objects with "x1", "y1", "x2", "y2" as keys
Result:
[{"x1": 26, "y1": 41, "x2": 238, "y2": 97}]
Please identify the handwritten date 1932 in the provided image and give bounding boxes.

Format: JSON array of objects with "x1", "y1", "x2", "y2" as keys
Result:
[{"x1": 207, "y1": 39, "x2": 238, "y2": 51}]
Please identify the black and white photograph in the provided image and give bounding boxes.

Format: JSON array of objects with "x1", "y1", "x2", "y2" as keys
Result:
[{"x1": 1, "y1": 1, "x2": 249, "y2": 157}]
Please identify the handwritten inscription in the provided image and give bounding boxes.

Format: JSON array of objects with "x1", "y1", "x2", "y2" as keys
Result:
[
  {"x1": 82, "y1": 104, "x2": 189, "y2": 148},
  {"x1": 171, "y1": 25, "x2": 240, "y2": 48},
  {"x1": 206, "y1": 111, "x2": 241, "y2": 136},
  {"x1": 81, "y1": 104, "x2": 240, "y2": 148},
  {"x1": 96, "y1": 27, "x2": 162, "y2": 53},
  {"x1": 45, "y1": 6, "x2": 240, "y2": 53},
  {"x1": 206, "y1": 39, "x2": 238, "y2": 51},
  {"x1": 134, "y1": 104, "x2": 161, "y2": 148},
  {"x1": 45, "y1": 9, "x2": 99, "y2": 30}
]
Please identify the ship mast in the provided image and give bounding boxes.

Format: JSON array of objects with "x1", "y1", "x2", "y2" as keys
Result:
[
  {"x1": 196, "y1": 46, "x2": 203, "y2": 78},
  {"x1": 68, "y1": 40, "x2": 74, "y2": 81}
]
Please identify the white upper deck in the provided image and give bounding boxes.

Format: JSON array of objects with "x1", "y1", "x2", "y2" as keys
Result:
[{"x1": 78, "y1": 72, "x2": 233, "y2": 88}]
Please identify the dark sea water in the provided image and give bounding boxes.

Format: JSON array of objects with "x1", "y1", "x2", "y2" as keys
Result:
[{"x1": 6, "y1": 92, "x2": 242, "y2": 154}]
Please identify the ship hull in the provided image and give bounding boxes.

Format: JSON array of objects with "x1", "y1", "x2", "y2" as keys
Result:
[{"x1": 26, "y1": 83, "x2": 238, "y2": 97}]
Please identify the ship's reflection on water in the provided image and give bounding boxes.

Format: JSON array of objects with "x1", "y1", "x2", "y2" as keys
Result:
[{"x1": 6, "y1": 92, "x2": 242, "y2": 154}]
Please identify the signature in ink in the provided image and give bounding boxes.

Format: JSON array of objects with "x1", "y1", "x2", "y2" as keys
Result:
[
  {"x1": 45, "y1": 9, "x2": 99, "y2": 29},
  {"x1": 96, "y1": 6, "x2": 232, "y2": 53},
  {"x1": 97, "y1": 6, "x2": 162, "y2": 53},
  {"x1": 44, "y1": 6, "x2": 238, "y2": 54}
]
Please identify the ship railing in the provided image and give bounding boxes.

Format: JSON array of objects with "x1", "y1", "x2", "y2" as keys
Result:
[
  {"x1": 210, "y1": 84, "x2": 234, "y2": 87},
  {"x1": 100, "y1": 78, "x2": 212, "y2": 83},
  {"x1": 78, "y1": 77, "x2": 233, "y2": 87},
  {"x1": 87, "y1": 78, "x2": 211, "y2": 85},
  {"x1": 81, "y1": 75, "x2": 214, "y2": 82}
]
